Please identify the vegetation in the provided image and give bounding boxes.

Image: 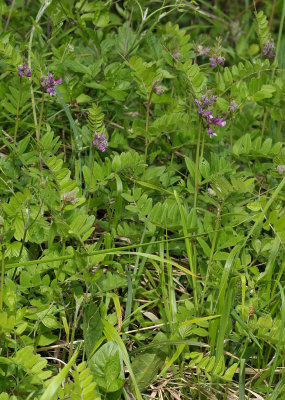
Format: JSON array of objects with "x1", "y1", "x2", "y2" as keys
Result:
[{"x1": 0, "y1": 0, "x2": 285, "y2": 398}]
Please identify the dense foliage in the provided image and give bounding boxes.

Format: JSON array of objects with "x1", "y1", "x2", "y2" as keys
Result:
[{"x1": 0, "y1": 0, "x2": 285, "y2": 399}]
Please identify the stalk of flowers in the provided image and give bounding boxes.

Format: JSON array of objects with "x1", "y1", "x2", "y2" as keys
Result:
[
  {"x1": 93, "y1": 131, "x2": 108, "y2": 152},
  {"x1": 40, "y1": 73, "x2": 62, "y2": 96},
  {"x1": 209, "y1": 54, "x2": 225, "y2": 67},
  {"x1": 262, "y1": 40, "x2": 276, "y2": 58},
  {"x1": 194, "y1": 95, "x2": 226, "y2": 138},
  {"x1": 17, "y1": 64, "x2": 32, "y2": 77}
]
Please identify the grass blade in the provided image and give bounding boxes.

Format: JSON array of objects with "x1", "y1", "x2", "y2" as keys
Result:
[{"x1": 40, "y1": 350, "x2": 78, "y2": 400}]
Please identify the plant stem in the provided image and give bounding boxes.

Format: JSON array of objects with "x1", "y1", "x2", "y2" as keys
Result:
[
  {"x1": 14, "y1": 77, "x2": 22, "y2": 145},
  {"x1": 277, "y1": 117, "x2": 284, "y2": 142},
  {"x1": 87, "y1": 150, "x2": 96, "y2": 212},
  {"x1": 37, "y1": 92, "x2": 45, "y2": 144},
  {"x1": 200, "y1": 127, "x2": 206, "y2": 160},
  {"x1": 28, "y1": 1, "x2": 52, "y2": 131},
  {"x1": 261, "y1": 109, "x2": 267, "y2": 141},
  {"x1": 194, "y1": 120, "x2": 202, "y2": 209},
  {"x1": 276, "y1": 0, "x2": 285, "y2": 60},
  {"x1": 4, "y1": 0, "x2": 16, "y2": 32},
  {"x1": 230, "y1": 117, "x2": 233, "y2": 152},
  {"x1": 200, "y1": 200, "x2": 223, "y2": 307},
  {"x1": 0, "y1": 247, "x2": 5, "y2": 311},
  {"x1": 144, "y1": 88, "x2": 154, "y2": 172}
]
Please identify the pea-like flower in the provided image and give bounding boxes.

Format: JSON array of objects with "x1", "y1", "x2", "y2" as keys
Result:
[
  {"x1": 93, "y1": 131, "x2": 108, "y2": 152},
  {"x1": 40, "y1": 73, "x2": 62, "y2": 96},
  {"x1": 262, "y1": 41, "x2": 276, "y2": 58},
  {"x1": 228, "y1": 100, "x2": 238, "y2": 112},
  {"x1": 194, "y1": 95, "x2": 227, "y2": 138},
  {"x1": 209, "y1": 55, "x2": 225, "y2": 67},
  {"x1": 207, "y1": 126, "x2": 217, "y2": 138},
  {"x1": 17, "y1": 64, "x2": 32, "y2": 77}
]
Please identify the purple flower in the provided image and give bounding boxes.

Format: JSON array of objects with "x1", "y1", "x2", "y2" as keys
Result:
[
  {"x1": 262, "y1": 41, "x2": 276, "y2": 58},
  {"x1": 207, "y1": 126, "x2": 217, "y2": 138},
  {"x1": 40, "y1": 72, "x2": 62, "y2": 96},
  {"x1": 209, "y1": 54, "x2": 225, "y2": 67},
  {"x1": 17, "y1": 64, "x2": 32, "y2": 77},
  {"x1": 211, "y1": 116, "x2": 226, "y2": 127},
  {"x1": 228, "y1": 100, "x2": 238, "y2": 112},
  {"x1": 194, "y1": 94, "x2": 227, "y2": 138},
  {"x1": 93, "y1": 131, "x2": 108, "y2": 152},
  {"x1": 202, "y1": 109, "x2": 214, "y2": 123}
]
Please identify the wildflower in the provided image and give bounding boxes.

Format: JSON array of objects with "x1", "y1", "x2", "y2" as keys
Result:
[
  {"x1": 17, "y1": 64, "x2": 32, "y2": 77},
  {"x1": 277, "y1": 165, "x2": 285, "y2": 175},
  {"x1": 208, "y1": 187, "x2": 216, "y2": 196},
  {"x1": 40, "y1": 72, "x2": 62, "y2": 96},
  {"x1": 63, "y1": 190, "x2": 79, "y2": 205},
  {"x1": 228, "y1": 100, "x2": 238, "y2": 112},
  {"x1": 197, "y1": 45, "x2": 210, "y2": 56},
  {"x1": 211, "y1": 116, "x2": 226, "y2": 127},
  {"x1": 93, "y1": 131, "x2": 108, "y2": 152},
  {"x1": 207, "y1": 126, "x2": 217, "y2": 138},
  {"x1": 262, "y1": 40, "x2": 276, "y2": 58},
  {"x1": 209, "y1": 54, "x2": 225, "y2": 67},
  {"x1": 154, "y1": 86, "x2": 164, "y2": 95},
  {"x1": 194, "y1": 95, "x2": 226, "y2": 138}
]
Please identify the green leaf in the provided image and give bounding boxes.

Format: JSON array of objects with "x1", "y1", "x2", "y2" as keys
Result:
[
  {"x1": 89, "y1": 341, "x2": 125, "y2": 392},
  {"x1": 130, "y1": 332, "x2": 167, "y2": 391},
  {"x1": 102, "y1": 321, "x2": 143, "y2": 400},
  {"x1": 83, "y1": 303, "x2": 104, "y2": 359}
]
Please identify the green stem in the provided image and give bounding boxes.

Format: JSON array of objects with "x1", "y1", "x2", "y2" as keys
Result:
[
  {"x1": 200, "y1": 127, "x2": 206, "y2": 160},
  {"x1": 260, "y1": 109, "x2": 267, "y2": 141},
  {"x1": 37, "y1": 92, "x2": 45, "y2": 144},
  {"x1": 194, "y1": 120, "x2": 202, "y2": 209},
  {"x1": 87, "y1": 150, "x2": 96, "y2": 212},
  {"x1": 276, "y1": 0, "x2": 285, "y2": 60},
  {"x1": 277, "y1": 117, "x2": 284, "y2": 142},
  {"x1": 174, "y1": 191, "x2": 198, "y2": 312},
  {"x1": 68, "y1": 297, "x2": 83, "y2": 362},
  {"x1": 14, "y1": 77, "x2": 22, "y2": 145},
  {"x1": 28, "y1": 0, "x2": 52, "y2": 131},
  {"x1": 230, "y1": 118, "x2": 233, "y2": 152},
  {"x1": 201, "y1": 200, "x2": 223, "y2": 307},
  {"x1": 0, "y1": 247, "x2": 5, "y2": 311},
  {"x1": 56, "y1": 240, "x2": 66, "y2": 283},
  {"x1": 144, "y1": 88, "x2": 153, "y2": 170}
]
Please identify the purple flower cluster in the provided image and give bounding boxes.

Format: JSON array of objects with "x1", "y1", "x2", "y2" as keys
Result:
[
  {"x1": 40, "y1": 73, "x2": 62, "y2": 96},
  {"x1": 93, "y1": 131, "x2": 108, "y2": 152},
  {"x1": 194, "y1": 95, "x2": 226, "y2": 138},
  {"x1": 209, "y1": 55, "x2": 225, "y2": 67},
  {"x1": 262, "y1": 41, "x2": 276, "y2": 58},
  {"x1": 17, "y1": 64, "x2": 32, "y2": 77}
]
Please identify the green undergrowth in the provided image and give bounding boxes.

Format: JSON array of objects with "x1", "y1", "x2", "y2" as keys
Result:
[{"x1": 0, "y1": 0, "x2": 285, "y2": 399}]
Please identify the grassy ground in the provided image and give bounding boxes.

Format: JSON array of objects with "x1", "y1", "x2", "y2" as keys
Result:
[{"x1": 0, "y1": 0, "x2": 285, "y2": 399}]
